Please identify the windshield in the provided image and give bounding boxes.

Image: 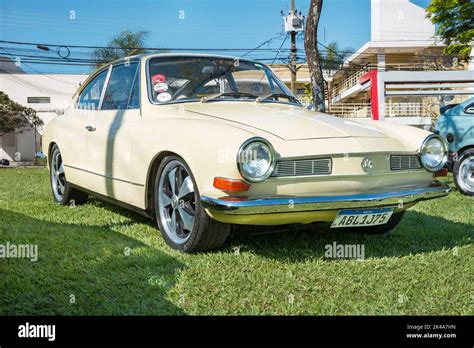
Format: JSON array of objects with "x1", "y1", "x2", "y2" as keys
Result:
[{"x1": 147, "y1": 56, "x2": 299, "y2": 105}]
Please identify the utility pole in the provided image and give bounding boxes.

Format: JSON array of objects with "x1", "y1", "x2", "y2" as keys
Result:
[{"x1": 282, "y1": 2, "x2": 304, "y2": 94}]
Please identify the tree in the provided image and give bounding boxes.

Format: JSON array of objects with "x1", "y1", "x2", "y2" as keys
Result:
[
  {"x1": 319, "y1": 42, "x2": 353, "y2": 74},
  {"x1": 0, "y1": 92, "x2": 43, "y2": 137},
  {"x1": 426, "y1": 0, "x2": 474, "y2": 59},
  {"x1": 414, "y1": 47, "x2": 462, "y2": 70},
  {"x1": 304, "y1": 0, "x2": 325, "y2": 112},
  {"x1": 91, "y1": 30, "x2": 149, "y2": 67}
]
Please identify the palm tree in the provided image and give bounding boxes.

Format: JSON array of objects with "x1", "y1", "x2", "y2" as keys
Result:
[
  {"x1": 319, "y1": 42, "x2": 354, "y2": 74},
  {"x1": 91, "y1": 30, "x2": 149, "y2": 67}
]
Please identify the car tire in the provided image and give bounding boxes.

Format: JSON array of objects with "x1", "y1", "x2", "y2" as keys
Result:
[
  {"x1": 332, "y1": 211, "x2": 406, "y2": 234},
  {"x1": 49, "y1": 144, "x2": 88, "y2": 206},
  {"x1": 154, "y1": 155, "x2": 230, "y2": 252},
  {"x1": 453, "y1": 148, "x2": 474, "y2": 196}
]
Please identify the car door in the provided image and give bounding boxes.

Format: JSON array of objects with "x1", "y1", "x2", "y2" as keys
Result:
[
  {"x1": 61, "y1": 67, "x2": 109, "y2": 187},
  {"x1": 84, "y1": 61, "x2": 141, "y2": 203}
]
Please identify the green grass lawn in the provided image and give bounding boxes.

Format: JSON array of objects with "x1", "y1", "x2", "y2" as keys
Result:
[{"x1": 0, "y1": 168, "x2": 472, "y2": 315}]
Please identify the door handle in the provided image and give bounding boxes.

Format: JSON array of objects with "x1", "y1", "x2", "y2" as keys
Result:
[{"x1": 85, "y1": 125, "x2": 96, "y2": 132}]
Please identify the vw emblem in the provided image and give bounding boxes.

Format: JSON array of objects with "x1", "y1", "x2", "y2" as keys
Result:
[{"x1": 361, "y1": 156, "x2": 374, "y2": 173}]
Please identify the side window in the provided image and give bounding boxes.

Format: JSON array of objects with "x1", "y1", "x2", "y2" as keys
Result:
[
  {"x1": 101, "y1": 62, "x2": 138, "y2": 110},
  {"x1": 128, "y1": 66, "x2": 140, "y2": 109},
  {"x1": 77, "y1": 68, "x2": 109, "y2": 110},
  {"x1": 464, "y1": 103, "x2": 474, "y2": 114}
]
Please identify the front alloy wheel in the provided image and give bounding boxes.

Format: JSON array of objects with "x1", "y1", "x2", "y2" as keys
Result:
[
  {"x1": 158, "y1": 159, "x2": 196, "y2": 244},
  {"x1": 154, "y1": 156, "x2": 230, "y2": 252},
  {"x1": 453, "y1": 149, "x2": 474, "y2": 196}
]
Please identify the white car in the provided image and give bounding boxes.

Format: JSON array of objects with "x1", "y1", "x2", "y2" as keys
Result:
[{"x1": 43, "y1": 54, "x2": 451, "y2": 252}]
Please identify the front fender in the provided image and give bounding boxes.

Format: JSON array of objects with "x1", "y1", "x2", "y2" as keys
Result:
[{"x1": 133, "y1": 117, "x2": 258, "y2": 203}]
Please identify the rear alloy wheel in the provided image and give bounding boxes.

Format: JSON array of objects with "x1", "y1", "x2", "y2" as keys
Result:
[
  {"x1": 155, "y1": 156, "x2": 230, "y2": 252},
  {"x1": 49, "y1": 144, "x2": 88, "y2": 205},
  {"x1": 453, "y1": 149, "x2": 474, "y2": 196}
]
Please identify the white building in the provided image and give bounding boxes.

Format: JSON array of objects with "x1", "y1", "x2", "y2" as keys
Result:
[
  {"x1": 0, "y1": 59, "x2": 87, "y2": 161},
  {"x1": 329, "y1": 0, "x2": 474, "y2": 129}
]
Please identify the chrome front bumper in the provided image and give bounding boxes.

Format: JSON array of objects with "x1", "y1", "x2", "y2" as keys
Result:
[{"x1": 201, "y1": 181, "x2": 451, "y2": 216}]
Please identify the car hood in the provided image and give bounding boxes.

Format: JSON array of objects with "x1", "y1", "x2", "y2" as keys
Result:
[{"x1": 183, "y1": 102, "x2": 388, "y2": 140}]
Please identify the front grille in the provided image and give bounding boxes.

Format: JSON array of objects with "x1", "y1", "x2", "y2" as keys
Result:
[
  {"x1": 272, "y1": 158, "x2": 332, "y2": 177},
  {"x1": 390, "y1": 155, "x2": 422, "y2": 171}
]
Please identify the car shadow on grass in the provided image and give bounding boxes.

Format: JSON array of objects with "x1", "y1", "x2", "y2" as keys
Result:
[
  {"x1": 227, "y1": 210, "x2": 473, "y2": 262},
  {"x1": 0, "y1": 208, "x2": 184, "y2": 315},
  {"x1": 87, "y1": 196, "x2": 472, "y2": 262}
]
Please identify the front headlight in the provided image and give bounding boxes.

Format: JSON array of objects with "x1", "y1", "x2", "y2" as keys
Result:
[
  {"x1": 419, "y1": 134, "x2": 447, "y2": 172},
  {"x1": 237, "y1": 138, "x2": 275, "y2": 182}
]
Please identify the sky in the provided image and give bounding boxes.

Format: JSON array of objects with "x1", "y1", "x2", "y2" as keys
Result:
[{"x1": 0, "y1": 0, "x2": 374, "y2": 74}]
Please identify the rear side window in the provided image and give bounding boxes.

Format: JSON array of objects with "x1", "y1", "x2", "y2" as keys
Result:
[
  {"x1": 101, "y1": 63, "x2": 138, "y2": 110},
  {"x1": 128, "y1": 67, "x2": 140, "y2": 109},
  {"x1": 77, "y1": 69, "x2": 108, "y2": 110},
  {"x1": 464, "y1": 103, "x2": 474, "y2": 114}
]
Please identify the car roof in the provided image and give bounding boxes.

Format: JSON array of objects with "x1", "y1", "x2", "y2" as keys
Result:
[{"x1": 109, "y1": 53, "x2": 266, "y2": 67}]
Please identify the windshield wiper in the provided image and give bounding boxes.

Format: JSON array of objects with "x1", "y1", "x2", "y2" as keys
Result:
[
  {"x1": 256, "y1": 93, "x2": 300, "y2": 104},
  {"x1": 201, "y1": 92, "x2": 258, "y2": 103}
]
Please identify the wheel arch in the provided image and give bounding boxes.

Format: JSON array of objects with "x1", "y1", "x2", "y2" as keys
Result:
[
  {"x1": 46, "y1": 141, "x2": 58, "y2": 170},
  {"x1": 455, "y1": 144, "x2": 474, "y2": 157},
  {"x1": 144, "y1": 150, "x2": 183, "y2": 214},
  {"x1": 452, "y1": 144, "x2": 474, "y2": 195}
]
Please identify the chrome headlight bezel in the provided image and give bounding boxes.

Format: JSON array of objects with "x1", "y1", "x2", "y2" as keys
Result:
[
  {"x1": 237, "y1": 137, "x2": 276, "y2": 182},
  {"x1": 418, "y1": 134, "x2": 448, "y2": 172}
]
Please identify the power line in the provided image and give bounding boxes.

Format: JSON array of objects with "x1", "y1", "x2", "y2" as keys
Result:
[
  {"x1": 0, "y1": 11, "x2": 281, "y2": 33},
  {"x1": 0, "y1": 50, "x2": 104, "y2": 63},
  {"x1": 0, "y1": 10, "x2": 446, "y2": 37},
  {"x1": 0, "y1": 10, "x2": 138, "y2": 25},
  {"x1": 0, "y1": 17, "x2": 273, "y2": 38},
  {"x1": 0, "y1": 69, "x2": 75, "y2": 95},
  {"x1": 240, "y1": 32, "x2": 286, "y2": 58},
  {"x1": 0, "y1": 38, "x2": 468, "y2": 76},
  {"x1": 0, "y1": 48, "x2": 83, "y2": 85},
  {"x1": 0, "y1": 39, "x2": 291, "y2": 52},
  {"x1": 2, "y1": 39, "x2": 464, "y2": 60},
  {"x1": 317, "y1": 40, "x2": 365, "y2": 70},
  {"x1": 0, "y1": 57, "x2": 96, "y2": 67},
  {"x1": 269, "y1": 34, "x2": 289, "y2": 66}
]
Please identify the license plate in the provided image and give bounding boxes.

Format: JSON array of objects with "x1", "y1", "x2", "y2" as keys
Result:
[{"x1": 330, "y1": 208, "x2": 394, "y2": 228}]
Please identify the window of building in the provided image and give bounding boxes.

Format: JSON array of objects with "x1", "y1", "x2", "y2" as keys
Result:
[{"x1": 27, "y1": 97, "x2": 51, "y2": 104}]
